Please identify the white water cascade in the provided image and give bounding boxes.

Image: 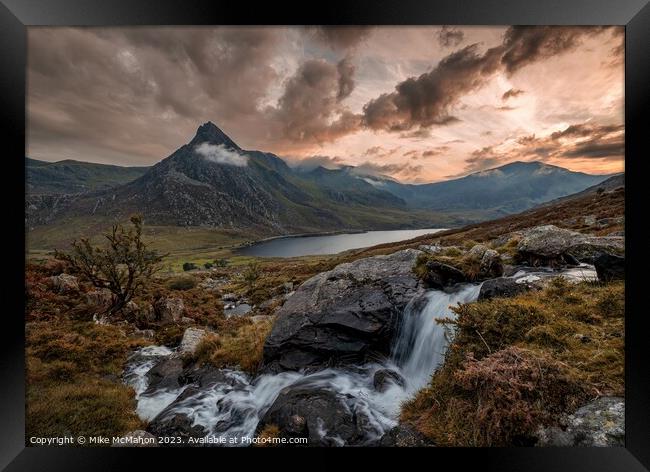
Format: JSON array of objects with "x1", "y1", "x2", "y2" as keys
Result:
[{"x1": 124, "y1": 283, "x2": 483, "y2": 444}]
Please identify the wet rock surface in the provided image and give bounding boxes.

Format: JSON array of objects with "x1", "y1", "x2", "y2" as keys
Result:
[{"x1": 262, "y1": 250, "x2": 424, "y2": 373}]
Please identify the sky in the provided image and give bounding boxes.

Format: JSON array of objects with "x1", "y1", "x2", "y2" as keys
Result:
[{"x1": 27, "y1": 26, "x2": 624, "y2": 183}]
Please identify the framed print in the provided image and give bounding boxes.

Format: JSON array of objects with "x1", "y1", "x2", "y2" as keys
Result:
[{"x1": 1, "y1": 0, "x2": 648, "y2": 469}]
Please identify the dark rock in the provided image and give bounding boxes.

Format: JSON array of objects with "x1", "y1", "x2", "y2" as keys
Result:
[
  {"x1": 535, "y1": 397, "x2": 624, "y2": 447},
  {"x1": 594, "y1": 253, "x2": 625, "y2": 282},
  {"x1": 147, "y1": 413, "x2": 207, "y2": 445},
  {"x1": 420, "y1": 260, "x2": 466, "y2": 289},
  {"x1": 373, "y1": 369, "x2": 405, "y2": 392},
  {"x1": 262, "y1": 250, "x2": 423, "y2": 373},
  {"x1": 379, "y1": 424, "x2": 434, "y2": 447},
  {"x1": 256, "y1": 385, "x2": 364, "y2": 446},
  {"x1": 144, "y1": 357, "x2": 184, "y2": 393},
  {"x1": 480, "y1": 248, "x2": 504, "y2": 278},
  {"x1": 478, "y1": 277, "x2": 533, "y2": 301}
]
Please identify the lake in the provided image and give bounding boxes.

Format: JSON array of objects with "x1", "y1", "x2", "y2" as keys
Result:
[{"x1": 239, "y1": 228, "x2": 446, "y2": 258}]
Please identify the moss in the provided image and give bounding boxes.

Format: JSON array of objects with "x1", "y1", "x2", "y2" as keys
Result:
[{"x1": 401, "y1": 279, "x2": 624, "y2": 446}]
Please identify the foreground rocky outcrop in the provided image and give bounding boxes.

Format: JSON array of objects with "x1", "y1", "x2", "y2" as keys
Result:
[
  {"x1": 517, "y1": 225, "x2": 623, "y2": 266},
  {"x1": 594, "y1": 253, "x2": 625, "y2": 282},
  {"x1": 535, "y1": 397, "x2": 624, "y2": 447},
  {"x1": 478, "y1": 277, "x2": 536, "y2": 300},
  {"x1": 261, "y1": 249, "x2": 424, "y2": 373},
  {"x1": 379, "y1": 425, "x2": 434, "y2": 447},
  {"x1": 255, "y1": 384, "x2": 375, "y2": 446}
]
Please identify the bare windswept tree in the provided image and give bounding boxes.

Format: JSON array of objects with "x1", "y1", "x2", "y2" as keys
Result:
[{"x1": 55, "y1": 215, "x2": 165, "y2": 315}]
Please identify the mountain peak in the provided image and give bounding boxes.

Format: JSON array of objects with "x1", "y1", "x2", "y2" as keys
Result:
[{"x1": 190, "y1": 121, "x2": 240, "y2": 150}]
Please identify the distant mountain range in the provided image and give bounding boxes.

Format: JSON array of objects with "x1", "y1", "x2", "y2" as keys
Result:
[
  {"x1": 25, "y1": 122, "x2": 614, "y2": 234},
  {"x1": 27, "y1": 158, "x2": 149, "y2": 195}
]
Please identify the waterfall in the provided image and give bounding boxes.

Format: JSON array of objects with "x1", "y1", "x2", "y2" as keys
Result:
[
  {"x1": 392, "y1": 284, "x2": 483, "y2": 393},
  {"x1": 125, "y1": 283, "x2": 483, "y2": 443}
]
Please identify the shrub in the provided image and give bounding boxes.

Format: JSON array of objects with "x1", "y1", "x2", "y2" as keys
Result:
[
  {"x1": 203, "y1": 262, "x2": 214, "y2": 269},
  {"x1": 403, "y1": 347, "x2": 586, "y2": 446},
  {"x1": 214, "y1": 258, "x2": 229, "y2": 268},
  {"x1": 54, "y1": 215, "x2": 165, "y2": 316},
  {"x1": 401, "y1": 279, "x2": 625, "y2": 446},
  {"x1": 242, "y1": 262, "x2": 261, "y2": 292},
  {"x1": 167, "y1": 275, "x2": 197, "y2": 291},
  {"x1": 183, "y1": 262, "x2": 197, "y2": 272}
]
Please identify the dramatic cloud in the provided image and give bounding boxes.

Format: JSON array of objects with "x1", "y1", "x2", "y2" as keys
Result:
[
  {"x1": 307, "y1": 26, "x2": 373, "y2": 50},
  {"x1": 437, "y1": 26, "x2": 464, "y2": 48},
  {"x1": 458, "y1": 122, "x2": 624, "y2": 175},
  {"x1": 27, "y1": 26, "x2": 624, "y2": 181},
  {"x1": 362, "y1": 44, "x2": 503, "y2": 132},
  {"x1": 194, "y1": 143, "x2": 249, "y2": 167},
  {"x1": 360, "y1": 26, "x2": 617, "y2": 135},
  {"x1": 265, "y1": 58, "x2": 362, "y2": 147},
  {"x1": 502, "y1": 88, "x2": 524, "y2": 100},
  {"x1": 499, "y1": 26, "x2": 612, "y2": 74},
  {"x1": 336, "y1": 56, "x2": 356, "y2": 100}
]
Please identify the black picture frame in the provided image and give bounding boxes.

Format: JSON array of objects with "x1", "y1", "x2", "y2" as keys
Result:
[{"x1": 2, "y1": 0, "x2": 648, "y2": 469}]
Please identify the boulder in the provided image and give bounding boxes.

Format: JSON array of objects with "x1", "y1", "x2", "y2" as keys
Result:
[
  {"x1": 144, "y1": 357, "x2": 184, "y2": 393},
  {"x1": 517, "y1": 225, "x2": 623, "y2": 265},
  {"x1": 373, "y1": 369, "x2": 405, "y2": 392},
  {"x1": 256, "y1": 385, "x2": 367, "y2": 446},
  {"x1": 478, "y1": 277, "x2": 534, "y2": 301},
  {"x1": 535, "y1": 397, "x2": 624, "y2": 447},
  {"x1": 418, "y1": 244, "x2": 443, "y2": 254},
  {"x1": 467, "y1": 244, "x2": 489, "y2": 260},
  {"x1": 594, "y1": 253, "x2": 625, "y2": 282},
  {"x1": 179, "y1": 327, "x2": 208, "y2": 355},
  {"x1": 154, "y1": 297, "x2": 184, "y2": 324},
  {"x1": 147, "y1": 413, "x2": 207, "y2": 445},
  {"x1": 112, "y1": 430, "x2": 158, "y2": 447},
  {"x1": 379, "y1": 424, "x2": 434, "y2": 447},
  {"x1": 48, "y1": 274, "x2": 78, "y2": 293},
  {"x1": 419, "y1": 260, "x2": 466, "y2": 289},
  {"x1": 85, "y1": 289, "x2": 115, "y2": 311},
  {"x1": 480, "y1": 249, "x2": 503, "y2": 278},
  {"x1": 261, "y1": 250, "x2": 423, "y2": 373}
]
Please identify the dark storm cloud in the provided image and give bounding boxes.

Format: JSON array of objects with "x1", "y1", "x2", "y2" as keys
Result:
[
  {"x1": 307, "y1": 26, "x2": 373, "y2": 50},
  {"x1": 502, "y1": 88, "x2": 524, "y2": 100},
  {"x1": 27, "y1": 27, "x2": 282, "y2": 163},
  {"x1": 360, "y1": 26, "x2": 616, "y2": 135},
  {"x1": 437, "y1": 26, "x2": 464, "y2": 48},
  {"x1": 499, "y1": 26, "x2": 612, "y2": 74},
  {"x1": 458, "y1": 121, "x2": 624, "y2": 176},
  {"x1": 336, "y1": 56, "x2": 356, "y2": 100},
  {"x1": 264, "y1": 58, "x2": 362, "y2": 146},
  {"x1": 362, "y1": 44, "x2": 503, "y2": 132}
]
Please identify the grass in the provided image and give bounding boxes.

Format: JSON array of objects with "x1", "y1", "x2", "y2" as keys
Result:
[
  {"x1": 26, "y1": 319, "x2": 148, "y2": 440},
  {"x1": 188, "y1": 318, "x2": 275, "y2": 374},
  {"x1": 400, "y1": 278, "x2": 624, "y2": 446}
]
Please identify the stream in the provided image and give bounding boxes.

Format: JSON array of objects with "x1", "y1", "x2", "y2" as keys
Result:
[{"x1": 123, "y1": 264, "x2": 597, "y2": 445}]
